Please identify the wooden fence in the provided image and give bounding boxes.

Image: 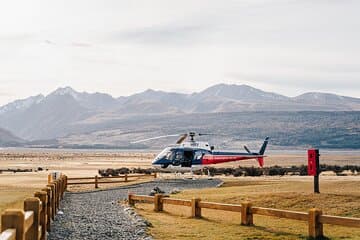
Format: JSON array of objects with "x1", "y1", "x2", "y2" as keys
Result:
[
  {"x1": 0, "y1": 174, "x2": 67, "y2": 240},
  {"x1": 128, "y1": 194, "x2": 360, "y2": 239},
  {"x1": 67, "y1": 173, "x2": 157, "y2": 189}
]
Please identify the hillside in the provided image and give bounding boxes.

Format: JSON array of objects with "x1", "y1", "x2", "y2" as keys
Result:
[
  {"x1": 0, "y1": 84, "x2": 359, "y2": 147},
  {"x1": 0, "y1": 128, "x2": 25, "y2": 147},
  {"x1": 57, "y1": 111, "x2": 359, "y2": 149}
]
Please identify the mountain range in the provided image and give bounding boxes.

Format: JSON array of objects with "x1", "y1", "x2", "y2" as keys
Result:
[{"x1": 0, "y1": 84, "x2": 359, "y2": 147}]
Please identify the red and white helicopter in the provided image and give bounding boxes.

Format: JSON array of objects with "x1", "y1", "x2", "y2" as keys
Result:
[{"x1": 132, "y1": 132, "x2": 269, "y2": 172}]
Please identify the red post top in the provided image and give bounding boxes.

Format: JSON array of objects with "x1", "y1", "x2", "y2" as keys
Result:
[{"x1": 308, "y1": 149, "x2": 319, "y2": 176}]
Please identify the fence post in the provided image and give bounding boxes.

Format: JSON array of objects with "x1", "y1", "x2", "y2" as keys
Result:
[
  {"x1": 62, "y1": 175, "x2": 66, "y2": 193},
  {"x1": 95, "y1": 175, "x2": 99, "y2": 188},
  {"x1": 62, "y1": 176, "x2": 65, "y2": 196},
  {"x1": 47, "y1": 184, "x2": 56, "y2": 220},
  {"x1": 154, "y1": 194, "x2": 164, "y2": 212},
  {"x1": 309, "y1": 208, "x2": 323, "y2": 239},
  {"x1": 191, "y1": 198, "x2": 201, "y2": 218},
  {"x1": 241, "y1": 202, "x2": 253, "y2": 225},
  {"x1": 56, "y1": 180, "x2": 60, "y2": 210},
  {"x1": 34, "y1": 191, "x2": 47, "y2": 240},
  {"x1": 53, "y1": 180, "x2": 59, "y2": 211},
  {"x1": 64, "y1": 175, "x2": 68, "y2": 191},
  {"x1": 59, "y1": 177, "x2": 63, "y2": 200},
  {"x1": 125, "y1": 174, "x2": 128, "y2": 182},
  {"x1": 41, "y1": 187, "x2": 52, "y2": 232},
  {"x1": 47, "y1": 174, "x2": 52, "y2": 184},
  {"x1": 24, "y1": 197, "x2": 40, "y2": 240},
  {"x1": 1, "y1": 210, "x2": 25, "y2": 240},
  {"x1": 128, "y1": 194, "x2": 135, "y2": 206}
]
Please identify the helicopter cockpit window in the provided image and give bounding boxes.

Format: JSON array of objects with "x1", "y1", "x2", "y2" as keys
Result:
[
  {"x1": 176, "y1": 152, "x2": 183, "y2": 160},
  {"x1": 155, "y1": 147, "x2": 172, "y2": 160}
]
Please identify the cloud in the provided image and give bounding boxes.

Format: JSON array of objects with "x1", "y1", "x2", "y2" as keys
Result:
[
  {"x1": 0, "y1": 33, "x2": 35, "y2": 44},
  {"x1": 44, "y1": 40, "x2": 56, "y2": 45},
  {"x1": 71, "y1": 42, "x2": 92, "y2": 48},
  {"x1": 227, "y1": 72, "x2": 360, "y2": 96},
  {"x1": 110, "y1": 22, "x2": 212, "y2": 46},
  {"x1": 0, "y1": 91, "x2": 15, "y2": 97},
  {"x1": 0, "y1": 0, "x2": 360, "y2": 104}
]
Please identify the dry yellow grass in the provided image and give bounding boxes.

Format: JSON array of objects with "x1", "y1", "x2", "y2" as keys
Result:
[
  {"x1": 0, "y1": 151, "x2": 156, "y2": 217},
  {"x1": 0, "y1": 185, "x2": 39, "y2": 226},
  {"x1": 67, "y1": 175, "x2": 156, "y2": 192},
  {"x1": 135, "y1": 177, "x2": 360, "y2": 240},
  {"x1": 1, "y1": 151, "x2": 359, "y2": 238}
]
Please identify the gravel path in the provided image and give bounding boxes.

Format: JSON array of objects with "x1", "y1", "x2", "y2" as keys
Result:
[{"x1": 48, "y1": 178, "x2": 222, "y2": 240}]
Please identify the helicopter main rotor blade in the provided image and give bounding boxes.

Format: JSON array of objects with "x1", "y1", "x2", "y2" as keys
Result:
[
  {"x1": 198, "y1": 133, "x2": 228, "y2": 136},
  {"x1": 131, "y1": 134, "x2": 183, "y2": 144},
  {"x1": 176, "y1": 133, "x2": 188, "y2": 144}
]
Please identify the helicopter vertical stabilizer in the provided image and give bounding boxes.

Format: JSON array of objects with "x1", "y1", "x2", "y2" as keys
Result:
[{"x1": 259, "y1": 137, "x2": 269, "y2": 155}]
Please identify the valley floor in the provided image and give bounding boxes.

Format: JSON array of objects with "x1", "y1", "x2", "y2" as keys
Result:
[{"x1": 0, "y1": 150, "x2": 359, "y2": 238}]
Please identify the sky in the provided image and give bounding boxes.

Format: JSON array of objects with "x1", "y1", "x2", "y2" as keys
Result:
[{"x1": 0, "y1": 0, "x2": 359, "y2": 105}]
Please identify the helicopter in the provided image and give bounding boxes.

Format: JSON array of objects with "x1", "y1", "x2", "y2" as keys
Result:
[{"x1": 132, "y1": 132, "x2": 269, "y2": 171}]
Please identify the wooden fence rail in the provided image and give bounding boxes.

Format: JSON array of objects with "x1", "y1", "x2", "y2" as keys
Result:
[
  {"x1": 0, "y1": 174, "x2": 68, "y2": 240},
  {"x1": 67, "y1": 173, "x2": 157, "y2": 189},
  {"x1": 128, "y1": 194, "x2": 360, "y2": 239}
]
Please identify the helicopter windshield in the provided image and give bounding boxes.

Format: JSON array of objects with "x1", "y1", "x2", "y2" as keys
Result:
[{"x1": 155, "y1": 147, "x2": 173, "y2": 160}]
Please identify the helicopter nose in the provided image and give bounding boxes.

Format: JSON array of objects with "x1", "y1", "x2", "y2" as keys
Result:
[{"x1": 152, "y1": 157, "x2": 168, "y2": 166}]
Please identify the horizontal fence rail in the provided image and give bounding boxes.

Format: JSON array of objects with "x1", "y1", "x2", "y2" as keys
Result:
[
  {"x1": 128, "y1": 193, "x2": 360, "y2": 239},
  {"x1": 252, "y1": 207, "x2": 309, "y2": 221},
  {"x1": 320, "y1": 215, "x2": 360, "y2": 228},
  {"x1": 0, "y1": 174, "x2": 67, "y2": 240},
  {"x1": 199, "y1": 202, "x2": 242, "y2": 212},
  {"x1": 162, "y1": 198, "x2": 191, "y2": 207},
  {"x1": 67, "y1": 173, "x2": 157, "y2": 189}
]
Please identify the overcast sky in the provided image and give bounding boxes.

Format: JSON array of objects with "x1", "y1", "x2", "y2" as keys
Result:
[{"x1": 0, "y1": 0, "x2": 359, "y2": 105}]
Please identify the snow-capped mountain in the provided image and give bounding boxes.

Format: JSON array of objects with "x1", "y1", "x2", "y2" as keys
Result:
[
  {"x1": 0, "y1": 84, "x2": 359, "y2": 141},
  {"x1": 0, "y1": 94, "x2": 44, "y2": 114}
]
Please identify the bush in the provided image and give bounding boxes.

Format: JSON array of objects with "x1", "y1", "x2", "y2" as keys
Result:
[
  {"x1": 243, "y1": 167, "x2": 263, "y2": 176},
  {"x1": 268, "y1": 166, "x2": 286, "y2": 176}
]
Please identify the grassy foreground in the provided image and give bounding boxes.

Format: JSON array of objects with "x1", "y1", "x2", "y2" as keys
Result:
[
  {"x1": 135, "y1": 177, "x2": 360, "y2": 240},
  {"x1": 0, "y1": 186, "x2": 39, "y2": 226}
]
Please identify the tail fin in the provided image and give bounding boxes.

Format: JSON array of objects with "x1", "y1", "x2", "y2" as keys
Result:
[
  {"x1": 257, "y1": 157, "x2": 264, "y2": 167},
  {"x1": 259, "y1": 137, "x2": 269, "y2": 155}
]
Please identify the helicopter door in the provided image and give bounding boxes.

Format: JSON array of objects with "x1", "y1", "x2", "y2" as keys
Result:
[
  {"x1": 182, "y1": 150, "x2": 194, "y2": 167},
  {"x1": 171, "y1": 149, "x2": 183, "y2": 166}
]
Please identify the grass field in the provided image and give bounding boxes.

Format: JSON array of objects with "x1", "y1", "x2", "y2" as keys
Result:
[
  {"x1": 135, "y1": 177, "x2": 360, "y2": 240},
  {"x1": 0, "y1": 185, "x2": 39, "y2": 226}
]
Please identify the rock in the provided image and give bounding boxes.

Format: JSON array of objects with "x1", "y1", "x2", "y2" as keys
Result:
[
  {"x1": 170, "y1": 188, "x2": 181, "y2": 194},
  {"x1": 149, "y1": 186, "x2": 165, "y2": 196}
]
